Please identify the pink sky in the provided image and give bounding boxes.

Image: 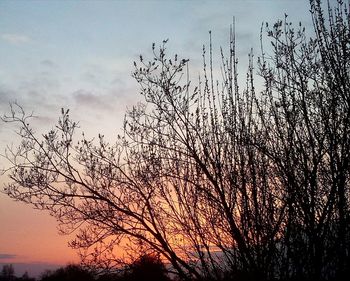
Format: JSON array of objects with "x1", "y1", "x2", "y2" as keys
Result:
[
  {"x1": 0, "y1": 192, "x2": 78, "y2": 263},
  {"x1": 0, "y1": 193, "x2": 77, "y2": 276}
]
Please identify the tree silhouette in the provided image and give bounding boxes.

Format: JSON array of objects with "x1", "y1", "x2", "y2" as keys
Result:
[
  {"x1": 0, "y1": 265, "x2": 35, "y2": 281},
  {"x1": 2, "y1": 1, "x2": 349, "y2": 280},
  {"x1": 0, "y1": 265, "x2": 15, "y2": 281},
  {"x1": 123, "y1": 254, "x2": 170, "y2": 281},
  {"x1": 18, "y1": 272, "x2": 34, "y2": 281},
  {"x1": 39, "y1": 264, "x2": 93, "y2": 281}
]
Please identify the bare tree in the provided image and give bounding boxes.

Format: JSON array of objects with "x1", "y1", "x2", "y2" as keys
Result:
[
  {"x1": 2, "y1": 1, "x2": 349, "y2": 281},
  {"x1": 256, "y1": 0, "x2": 350, "y2": 279}
]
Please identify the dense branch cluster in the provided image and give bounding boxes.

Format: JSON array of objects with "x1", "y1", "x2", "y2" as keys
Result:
[{"x1": 2, "y1": 1, "x2": 350, "y2": 280}]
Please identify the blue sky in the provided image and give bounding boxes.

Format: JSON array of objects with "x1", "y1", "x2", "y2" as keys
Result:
[
  {"x1": 0, "y1": 1, "x2": 312, "y2": 138},
  {"x1": 0, "y1": 0, "x2": 313, "y2": 276}
]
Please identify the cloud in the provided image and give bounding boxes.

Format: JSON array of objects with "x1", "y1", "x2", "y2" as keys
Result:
[
  {"x1": 0, "y1": 253, "x2": 16, "y2": 259},
  {"x1": 1, "y1": 33, "x2": 31, "y2": 44},
  {"x1": 72, "y1": 89, "x2": 114, "y2": 111},
  {"x1": 0, "y1": 86, "x2": 15, "y2": 104},
  {"x1": 40, "y1": 59, "x2": 57, "y2": 69},
  {"x1": 81, "y1": 71, "x2": 99, "y2": 85}
]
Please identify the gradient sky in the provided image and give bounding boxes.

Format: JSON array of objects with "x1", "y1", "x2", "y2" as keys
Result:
[{"x1": 0, "y1": 0, "x2": 313, "y2": 277}]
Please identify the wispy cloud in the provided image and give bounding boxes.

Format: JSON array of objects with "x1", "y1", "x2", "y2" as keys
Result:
[
  {"x1": 72, "y1": 89, "x2": 114, "y2": 111},
  {"x1": 0, "y1": 253, "x2": 16, "y2": 259},
  {"x1": 40, "y1": 59, "x2": 57, "y2": 69},
  {"x1": 1, "y1": 33, "x2": 31, "y2": 44}
]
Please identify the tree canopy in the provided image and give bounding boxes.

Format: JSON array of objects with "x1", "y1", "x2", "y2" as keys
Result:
[{"x1": 2, "y1": 1, "x2": 350, "y2": 280}]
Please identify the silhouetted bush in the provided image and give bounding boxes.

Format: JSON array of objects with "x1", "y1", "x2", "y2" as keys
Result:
[
  {"x1": 125, "y1": 254, "x2": 171, "y2": 281},
  {"x1": 94, "y1": 254, "x2": 170, "y2": 281},
  {"x1": 96, "y1": 273, "x2": 121, "y2": 281},
  {"x1": 39, "y1": 264, "x2": 93, "y2": 281}
]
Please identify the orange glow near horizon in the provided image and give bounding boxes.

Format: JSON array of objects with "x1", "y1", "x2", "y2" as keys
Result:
[{"x1": 0, "y1": 192, "x2": 79, "y2": 265}]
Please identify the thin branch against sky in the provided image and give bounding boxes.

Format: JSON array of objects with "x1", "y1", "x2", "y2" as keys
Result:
[{"x1": 0, "y1": 0, "x2": 312, "y2": 276}]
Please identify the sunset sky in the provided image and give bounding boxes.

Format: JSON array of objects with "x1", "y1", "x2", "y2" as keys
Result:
[{"x1": 0, "y1": 0, "x2": 312, "y2": 277}]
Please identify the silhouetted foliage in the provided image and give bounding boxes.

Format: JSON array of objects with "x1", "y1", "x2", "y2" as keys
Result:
[
  {"x1": 0, "y1": 265, "x2": 35, "y2": 281},
  {"x1": 0, "y1": 265, "x2": 15, "y2": 281},
  {"x1": 125, "y1": 254, "x2": 170, "y2": 281},
  {"x1": 92, "y1": 254, "x2": 170, "y2": 281},
  {"x1": 17, "y1": 272, "x2": 35, "y2": 281},
  {"x1": 96, "y1": 273, "x2": 121, "y2": 281},
  {"x1": 2, "y1": 0, "x2": 350, "y2": 280},
  {"x1": 39, "y1": 264, "x2": 93, "y2": 281}
]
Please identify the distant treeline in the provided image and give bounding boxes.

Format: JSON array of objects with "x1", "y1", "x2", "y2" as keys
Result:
[{"x1": 0, "y1": 254, "x2": 170, "y2": 281}]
